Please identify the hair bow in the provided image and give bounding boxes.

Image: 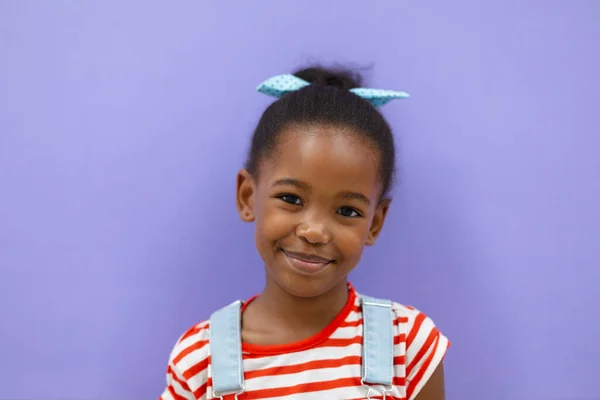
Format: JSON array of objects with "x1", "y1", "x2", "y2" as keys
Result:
[{"x1": 256, "y1": 74, "x2": 409, "y2": 107}]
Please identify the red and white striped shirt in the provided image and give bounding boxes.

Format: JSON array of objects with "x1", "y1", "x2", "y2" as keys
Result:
[{"x1": 160, "y1": 285, "x2": 449, "y2": 400}]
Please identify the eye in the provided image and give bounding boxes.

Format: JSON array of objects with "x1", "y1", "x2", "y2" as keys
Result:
[
  {"x1": 337, "y1": 206, "x2": 362, "y2": 218},
  {"x1": 278, "y1": 194, "x2": 303, "y2": 206}
]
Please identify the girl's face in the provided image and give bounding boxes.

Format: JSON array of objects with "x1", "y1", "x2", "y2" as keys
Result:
[{"x1": 236, "y1": 125, "x2": 390, "y2": 298}]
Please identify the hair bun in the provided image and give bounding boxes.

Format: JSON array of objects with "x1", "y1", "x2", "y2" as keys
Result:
[{"x1": 293, "y1": 66, "x2": 362, "y2": 91}]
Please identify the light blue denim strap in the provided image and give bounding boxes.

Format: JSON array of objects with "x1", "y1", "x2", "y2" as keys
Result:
[
  {"x1": 209, "y1": 301, "x2": 245, "y2": 397},
  {"x1": 361, "y1": 295, "x2": 394, "y2": 387}
]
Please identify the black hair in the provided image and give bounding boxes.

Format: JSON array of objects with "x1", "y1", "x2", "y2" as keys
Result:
[{"x1": 245, "y1": 66, "x2": 396, "y2": 200}]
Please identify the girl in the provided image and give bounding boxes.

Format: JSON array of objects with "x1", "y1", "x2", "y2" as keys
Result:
[{"x1": 160, "y1": 67, "x2": 449, "y2": 400}]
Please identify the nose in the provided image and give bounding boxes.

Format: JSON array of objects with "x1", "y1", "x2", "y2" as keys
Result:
[{"x1": 295, "y1": 215, "x2": 331, "y2": 245}]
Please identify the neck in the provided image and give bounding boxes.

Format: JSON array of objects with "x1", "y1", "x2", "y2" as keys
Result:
[{"x1": 253, "y1": 276, "x2": 350, "y2": 333}]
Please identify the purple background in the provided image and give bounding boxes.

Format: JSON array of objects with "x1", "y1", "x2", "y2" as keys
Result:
[{"x1": 1, "y1": 1, "x2": 599, "y2": 399}]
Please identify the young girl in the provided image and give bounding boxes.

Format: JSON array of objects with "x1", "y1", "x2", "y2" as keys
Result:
[{"x1": 160, "y1": 67, "x2": 449, "y2": 400}]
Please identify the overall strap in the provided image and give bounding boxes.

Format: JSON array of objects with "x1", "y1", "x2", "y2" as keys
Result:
[
  {"x1": 361, "y1": 295, "x2": 394, "y2": 387},
  {"x1": 209, "y1": 300, "x2": 245, "y2": 397}
]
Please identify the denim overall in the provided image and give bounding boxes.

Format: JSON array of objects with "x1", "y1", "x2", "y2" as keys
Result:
[{"x1": 208, "y1": 295, "x2": 395, "y2": 399}]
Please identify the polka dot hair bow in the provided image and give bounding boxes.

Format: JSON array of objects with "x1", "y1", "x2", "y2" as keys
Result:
[{"x1": 256, "y1": 74, "x2": 409, "y2": 107}]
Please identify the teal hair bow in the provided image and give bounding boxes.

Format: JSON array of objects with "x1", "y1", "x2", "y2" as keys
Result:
[{"x1": 256, "y1": 74, "x2": 409, "y2": 107}]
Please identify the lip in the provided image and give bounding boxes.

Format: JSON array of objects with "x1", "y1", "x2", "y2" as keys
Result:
[{"x1": 282, "y1": 250, "x2": 333, "y2": 275}]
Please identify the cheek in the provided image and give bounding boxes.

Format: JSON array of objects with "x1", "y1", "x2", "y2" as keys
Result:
[
  {"x1": 255, "y1": 201, "x2": 293, "y2": 243},
  {"x1": 335, "y1": 226, "x2": 368, "y2": 253},
  {"x1": 329, "y1": 219, "x2": 371, "y2": 264}
]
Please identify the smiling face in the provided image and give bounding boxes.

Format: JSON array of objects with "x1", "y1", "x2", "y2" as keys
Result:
[{"x1": 236, "y1": 124, "x2": 390, "y2": 298}]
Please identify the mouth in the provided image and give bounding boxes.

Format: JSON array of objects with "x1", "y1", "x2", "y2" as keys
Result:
[{"x1": 281, "y1": 249, "x2": 334, "y2": 274}]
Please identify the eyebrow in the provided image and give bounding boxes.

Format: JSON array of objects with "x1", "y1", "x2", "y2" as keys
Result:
[
  {"x1": 272, "y1": 178, "x2": 310, "y2": 190},
  {"x1": 341, "y1": 191, "x2": 371, "y2": 206},
  {"x1": 272, "y1": 178, "x2": 371, "y2": 206}
]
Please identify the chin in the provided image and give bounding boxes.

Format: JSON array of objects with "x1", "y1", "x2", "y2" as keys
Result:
[
  {"x1": 284, "y1": 284, "x2": 328, "y2": 298},
  {"x1": 273, "y1": 269, "x2": 340, "y2": 299}
]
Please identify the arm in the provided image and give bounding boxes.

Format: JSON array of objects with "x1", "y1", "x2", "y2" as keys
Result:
[
  {"x1": 403, "y1": 309, "x2": 450, "y2": 400},
  {"x1": 159, "y1": 322, "x2": 211, "y2": 400},
  {"x1": 159, "y1": 362, "x2": 196, "y2": 400},
  {"x1": 414, "y1": 362, "x2": 445, "y2": 400}
]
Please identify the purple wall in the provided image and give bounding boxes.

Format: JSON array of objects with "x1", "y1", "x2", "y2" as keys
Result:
[{"x1": 1, "y1": 2, "x2": 599, "y2": 399}]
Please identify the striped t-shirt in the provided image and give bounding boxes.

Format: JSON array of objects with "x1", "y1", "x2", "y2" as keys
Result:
[{"x1": 160, "y1": 285, "x2": 449, "y2": 400}]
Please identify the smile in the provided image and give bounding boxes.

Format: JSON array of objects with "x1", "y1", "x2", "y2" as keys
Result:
[{"x1": 282, "y1": 250, "x2": 333, "y2": 275}]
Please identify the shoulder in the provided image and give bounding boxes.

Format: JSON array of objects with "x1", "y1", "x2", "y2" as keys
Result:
[
  {"x1": 390, "y1": 301, "x2": 450, "y2": 400},
  {"x1": 170, "y1": 319, "x2": 212, "y2": 362},
  {"x1": 390, "y1": 301, "x2": 448, "y2": 347}
]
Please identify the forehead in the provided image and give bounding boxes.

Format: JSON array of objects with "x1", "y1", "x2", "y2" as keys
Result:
[{"x1": 262, "y1": 125, "x2": 381, "y2": 197}]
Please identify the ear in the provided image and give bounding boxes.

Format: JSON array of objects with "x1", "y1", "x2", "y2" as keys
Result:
[
  {"x1": 365, "y1": 198, "x2": 391, "y2": 246},
  {"x1": 236, "y1": 168, "x2": 256, "y2": 222}
]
